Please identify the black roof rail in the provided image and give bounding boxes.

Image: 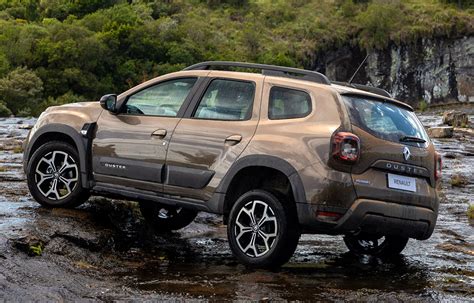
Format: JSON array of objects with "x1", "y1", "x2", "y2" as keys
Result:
[
  {"x1": 183, "y1": 61, "x2": 331, "y2": 85},
  {"x1": 332, "y1": 81, "x2": 392, "y2": 98}
]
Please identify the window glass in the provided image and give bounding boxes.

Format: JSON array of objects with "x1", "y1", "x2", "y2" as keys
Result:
[
  {"x1": 194, "y1": 79, "x2": 255, "y2": 121},
  {"x1": 343, "y1": 95, "x2": 429, "y2": 146},
  {"x1": 125, "y1": 78, "x2": 197, "y2": 116},
  {"x1": 269, "y1": 87, "x2": 311, "y2": 120}
]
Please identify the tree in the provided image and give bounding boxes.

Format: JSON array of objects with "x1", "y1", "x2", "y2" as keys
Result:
[{"x1": 0, "y1": 67, "x2": 43, "y2": 115}]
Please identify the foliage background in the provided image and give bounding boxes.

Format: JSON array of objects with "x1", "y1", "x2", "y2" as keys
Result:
[{"x1": 0, "y1": 0, "x2": 472, "y2": 116}]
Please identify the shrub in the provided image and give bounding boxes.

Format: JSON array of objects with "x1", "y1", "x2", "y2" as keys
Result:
[
  {"x1": 0, "y1": 101, "x2": 12, "y2": 117},
  {"x1": 418, "y1": 100, "x2": 428, "y2": 112},
  {"x1": 0, "y1": 67, "x2": 43, "y2": 115}
]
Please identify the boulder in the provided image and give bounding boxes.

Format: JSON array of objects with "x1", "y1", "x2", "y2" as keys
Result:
[
  {"x1": 428, "y1": 126, "x2": 454, "y2": 138},
  {"x1": 442, "y1": 110, "x2": 469, "y2": 127}
]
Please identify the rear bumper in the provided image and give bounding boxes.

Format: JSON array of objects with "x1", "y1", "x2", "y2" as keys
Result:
[{"x1": 297, "y1": 198, "x2": 438, "y2": 240}]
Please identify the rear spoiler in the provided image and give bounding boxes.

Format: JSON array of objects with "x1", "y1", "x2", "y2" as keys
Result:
[{"x1": 332, "y1": 81, "x2": 392, "y2": 98}]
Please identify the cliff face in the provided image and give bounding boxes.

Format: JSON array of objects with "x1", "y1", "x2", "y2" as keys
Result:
[{"x1": 315, "y1": 36, "x2": 473, "y2": 106}]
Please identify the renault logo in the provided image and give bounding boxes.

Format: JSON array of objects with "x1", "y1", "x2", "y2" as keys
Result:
[{"x1": 403, "y1": 146, "x2": 411, "y2": 161}]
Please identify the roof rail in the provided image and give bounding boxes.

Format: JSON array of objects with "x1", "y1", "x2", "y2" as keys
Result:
[
  {"x1": 332, "y1": 81, "x2": 392, "y2": 98},
  {"x1": 183, "y1": 61, "x2": 331, "y2": 85}
]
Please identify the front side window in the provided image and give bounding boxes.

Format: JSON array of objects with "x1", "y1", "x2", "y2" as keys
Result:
[
  {"x1": 269, "y1": 87, "x2": 311, "y2": 120},
  {"x1": 194, "y1": 79, "x2": 255, "y2": 121},
  {"x1": 125, "y1": 78, "x2": 197, "y2": 116}
]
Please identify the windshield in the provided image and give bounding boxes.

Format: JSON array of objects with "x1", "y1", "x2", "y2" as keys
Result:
[{"x1": 343, "y1": 95, "x2": 429, "y2": 146}]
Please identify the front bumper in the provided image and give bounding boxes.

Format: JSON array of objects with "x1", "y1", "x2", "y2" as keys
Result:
[{"x1": 297, "y1": 198, "x2": 438, "y2": 240}]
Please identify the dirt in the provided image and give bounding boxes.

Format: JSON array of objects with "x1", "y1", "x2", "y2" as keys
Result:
[{"x1": 1, "y1": 111, "x2": 473, "y2": 302}]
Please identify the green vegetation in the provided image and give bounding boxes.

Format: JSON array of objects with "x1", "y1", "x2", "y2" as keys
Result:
[
  {"x1": 450, "y1": 173, "x2": 468, "y2": 187},
  {"x1": 467, "y1": 204, "x2": 474, "y2": 219},
  {"x1": 29, "y1": 243, "x2": 43, "y2": 256},
  {"x1": 418, "y1": 100, "x2": 428, "y2": 112},
  {"x1": 0, "y1": 0, "x2": 472, "y2": 116}
]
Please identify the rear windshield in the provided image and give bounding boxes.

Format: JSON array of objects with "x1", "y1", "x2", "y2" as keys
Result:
[{"x1": 343, "y1": 95, "x2": 429, "y2": 146}]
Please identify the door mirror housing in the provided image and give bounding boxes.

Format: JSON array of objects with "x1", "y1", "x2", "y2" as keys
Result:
[{"x1": 99, "y1": 94, "x2": 118, "y2": 113}]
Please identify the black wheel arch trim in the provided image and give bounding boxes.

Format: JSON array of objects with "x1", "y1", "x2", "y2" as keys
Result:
[
  {"x1": 215, "y1": 155, "x2": 307, "y2": 212},
  {"x1": 24, "y1": 123, "x2": 95, "y2": 189}
]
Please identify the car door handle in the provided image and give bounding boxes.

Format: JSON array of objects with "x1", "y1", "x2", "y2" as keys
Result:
[
  {"x1": 151, "y1": 129, "x2": 167, "y2": 138},
  {"x1": 225, "y1": 135, "x2": 242, "y2": 145}
]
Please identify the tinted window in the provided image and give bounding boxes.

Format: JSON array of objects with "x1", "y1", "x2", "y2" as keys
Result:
[
  {"x1": 194, "y1": 79, "x2": 255, "y2": 121},
  {"x1": 343, "y1": 95, "x2": 429, "y2": 145},
  {"x1": 125, "y1": 78, "x2": 197, "y2": 116},
  {"x1": 269, "y1": 87, "x2": 311, "y2": 120}
]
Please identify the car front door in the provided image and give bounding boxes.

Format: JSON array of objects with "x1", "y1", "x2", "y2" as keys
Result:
[
  {"x1": 92, "y1": 76, "x2": 202, "y2": 192},
  {"x1": 164, "y1": 72, "x2": 263, "y2": 201}
]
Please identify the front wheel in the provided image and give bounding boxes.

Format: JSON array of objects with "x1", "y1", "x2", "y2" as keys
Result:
[
  {"x1": 139, "y1": 202, "x2": 198, "y2": 231},
  {"x1": 26, "y1": 141, "x2": 90, "y2": 208},
  {"x1": 343, "y1": 234, "x2": 409, "y2": 257},
  {"x1": 227, "y1": 189, "x2": 300, "y2": 268}
]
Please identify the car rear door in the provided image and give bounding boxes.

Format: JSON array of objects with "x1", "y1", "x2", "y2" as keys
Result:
[
  {"x1": 92, "y1": 75, "x2": 204, "y2": 192},
  {"x1": 342, "y1": 95, "x2": 438, "y2": 210},
  {"x1": 164, "y1": 72, "x2": 263, "y2": 201}
]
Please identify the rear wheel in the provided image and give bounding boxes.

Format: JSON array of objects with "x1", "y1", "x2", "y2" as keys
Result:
[
  {"x1": 26, "y1": 141, "x2": 90, "y2": 208},
  {"x1": 343, "y1": 234, "x2": 409, "y2": 257},
  {"x1": 227, "y1": 189, "x2": 300, "y2": 268},
  {"x1": 139, "y1": 202, "x2": 198, "y2": 231}
]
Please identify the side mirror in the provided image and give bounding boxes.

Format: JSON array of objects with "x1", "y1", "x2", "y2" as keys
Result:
[{"x1": 99, "y1": 94, "x2": 118, "y2": 113}]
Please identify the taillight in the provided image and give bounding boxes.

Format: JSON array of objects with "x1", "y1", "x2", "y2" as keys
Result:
[
  {"x1": 435, "y1": 152, "x2": 442, "y2": 181},
  {"x1": 332, "y1": 132, "x2": 360, "y2": 163}
]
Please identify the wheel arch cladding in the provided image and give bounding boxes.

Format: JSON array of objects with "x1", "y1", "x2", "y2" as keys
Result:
[
  {"x1": 217, "y1": 155, "x2": 307, "y2": 213},
  {"x1": 24, "y1": 124, "x2": 90, "y2": 188}
]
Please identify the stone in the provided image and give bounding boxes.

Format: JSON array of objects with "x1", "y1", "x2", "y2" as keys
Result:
[
  {"x1": 18, "y1": 124, "x2": 33, "y2": 130},
  {"x1": 427, "y1": 126, "x2": 454, "y2": 138},
  {"x1": 442, "y1": 110, "x2": 469, "y2": 127}
]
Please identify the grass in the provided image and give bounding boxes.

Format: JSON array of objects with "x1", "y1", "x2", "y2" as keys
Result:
[
  {"x1": 450, "y1": 174, "x2": 468, "y2": 187},
  {"x1": 467, "y1": 204, "x2": 474, "y2": 220},
  {"x1": 418, "y1": 100, "x2": 428, "y2": 112},
  {"x1": 12, "y1": 146, "x2": 22, "y2": 153},
  {"x1": 29, "y1": 243, "x2": 43, "y2": 256}
]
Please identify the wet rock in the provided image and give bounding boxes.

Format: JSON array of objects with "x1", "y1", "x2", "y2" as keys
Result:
[
  {"x1": 427, "y1": 126, "x2": 454, "y2": 138},
  {"x1": 444, "y1": 152, "x2": 457, "y2": 159},
  {"x1": 18, "y1": 124, "x2": 33, "y2": 130},
  {"x1": 10, "y1": 236, "x2": 46, "y2": 256},
  {"x1": 443, "y1": 111, "x2": 470, "y2": 127}
]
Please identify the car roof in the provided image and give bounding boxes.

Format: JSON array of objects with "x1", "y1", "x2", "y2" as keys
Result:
[{"x1": 182, "y1": 61, "x2": 414, "y2": 111}]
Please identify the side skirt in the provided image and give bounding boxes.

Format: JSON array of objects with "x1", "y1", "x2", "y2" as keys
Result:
[{"x1": 92, "y1": 182, "x2": 213, "y2": 213}]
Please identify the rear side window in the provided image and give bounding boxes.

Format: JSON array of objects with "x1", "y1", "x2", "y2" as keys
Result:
[
  {"x1": 343, "y1": 95, "x2": 429, "y2": 145},
  {"x1": 194, "y1": 79, "x2": 255, "y2": 121},
  {"x1": 269, "y1": 87, "x2": 311, "y2": 120}
]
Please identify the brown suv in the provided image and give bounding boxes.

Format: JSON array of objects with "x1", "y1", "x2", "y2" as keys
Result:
[{"x1": 23, "y1": 61, "x2": 440, "y2": 268}]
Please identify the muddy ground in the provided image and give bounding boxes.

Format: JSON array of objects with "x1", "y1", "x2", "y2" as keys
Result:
[{"x1": 0, "y1": 109, "x2": 473, "y2": 302}]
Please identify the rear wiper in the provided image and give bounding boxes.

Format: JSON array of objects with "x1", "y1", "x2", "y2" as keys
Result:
[{"x1": 399, "y1": 136, "x2": 426, "y2": 143}]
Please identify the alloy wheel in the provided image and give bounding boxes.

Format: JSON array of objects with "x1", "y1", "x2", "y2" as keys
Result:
[
  {"x1": 234, "y1": 200, "x2": 279, "y2": 257},
  {"x1": 34, "y1": 150, "x2": 79, "y2": 200}
]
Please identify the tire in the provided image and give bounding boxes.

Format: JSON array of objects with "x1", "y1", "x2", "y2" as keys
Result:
[
  {"x1": 343, "y1": 234, "x2": 409, "y2": 257},
  {"x1": 139, "y1": 202, "x2": 198, "y2": 231},
  {"x1": 26, "y1": 141, "x2": 90, "y2": 208},
  {"x1": 227, "y1": 189, "x2": 300, "y2": 269}
]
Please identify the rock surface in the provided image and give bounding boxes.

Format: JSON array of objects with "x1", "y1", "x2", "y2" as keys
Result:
[
  {"x1": 428, "y1": 126, "x2": 454, "y2": 138},
  {"x1": 442, "y1": 110, "x2": 470, "y2": 127},
  {"x1": 315, "y1": 36, "x2": 474, "y2": 106}
]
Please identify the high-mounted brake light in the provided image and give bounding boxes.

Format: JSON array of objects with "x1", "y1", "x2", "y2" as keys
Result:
[
  {"x1": 332, "y1": 132, "x2": 360, "y2": 163},
  {"x1": 435, "y1": 152, "x2": 442, "y2": 181}
]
